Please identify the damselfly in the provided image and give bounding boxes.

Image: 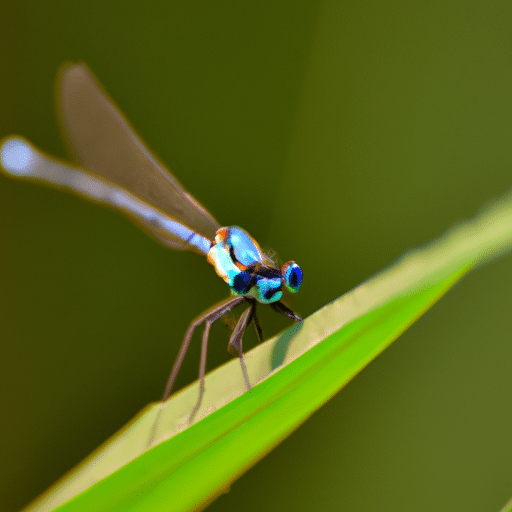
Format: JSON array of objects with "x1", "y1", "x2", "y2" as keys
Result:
[{"x1": 0, "y1": 63, "x2": 303, "y2": 415}]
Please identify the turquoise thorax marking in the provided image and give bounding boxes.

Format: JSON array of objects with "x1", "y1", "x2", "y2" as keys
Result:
[{"x1": 207, "y1": 226, "x2": 283, "y2": 304}]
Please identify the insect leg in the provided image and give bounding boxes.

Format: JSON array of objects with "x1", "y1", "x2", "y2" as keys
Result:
[
  {"x1": 161, "y1": 296, "x2": 245, "y2": 402},
  {"x1": 226, "y1": 303, "x2": 256, "y2": 391},
  {"x1": 149, "y1": 297, "x2": 246, "y2": 445},
  {"x1": 270, "y1": 300, "x2": 302, "y2": 322},
  {"x1": 252, "y1": 304, "x2": 264, "y2": 343},
  {"x1": 188, "y1": 297, "x2": 247, "y2": 420}
]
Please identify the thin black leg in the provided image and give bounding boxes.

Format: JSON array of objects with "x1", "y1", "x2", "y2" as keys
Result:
[
  {"x1": 161, "y1": 296, "x2": 246, "y2": 403},
  {"x1": 252, "y1": 304, "x2": 264, "y2": 343},
  {"x1": 227, "y1": 305, "x2": 253, "y2": 358},
  {"x1": 226, "y1": 304, "x2": 254, "y2": 390},
  {"x1": 188, "y1": 317, "x2": 213, "y2": 420},
  {"x1": 190, "y1": 298, "x2": 253, "y2": 421},
  {"x1": 149, "y1": 296, "x2": 245, "y2": 446},
  {"x1": 270, "y1": 300, "x2": 302, "y2": 322}
]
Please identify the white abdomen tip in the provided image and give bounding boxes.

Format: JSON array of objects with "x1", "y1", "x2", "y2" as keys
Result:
[{"x1": 1, "y1": 137, "x2": 35, "y2": 175}]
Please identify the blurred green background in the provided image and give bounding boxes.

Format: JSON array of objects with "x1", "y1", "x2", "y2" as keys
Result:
[{"x1": 1, "y1": 1, "x2": 512, "y2": 511}]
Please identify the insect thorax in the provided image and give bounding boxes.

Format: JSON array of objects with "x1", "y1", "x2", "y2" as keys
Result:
[{"x1": 207, "y1": 226, "x2": 283, "y2": 304}]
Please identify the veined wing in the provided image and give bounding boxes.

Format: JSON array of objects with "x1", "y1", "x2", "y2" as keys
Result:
[
  {"x1": 57, "y1": 63, "x2": 220, "y2": 249},
  {"x1": 0, "y1": 137, "x2": 213, "y2": 256}
]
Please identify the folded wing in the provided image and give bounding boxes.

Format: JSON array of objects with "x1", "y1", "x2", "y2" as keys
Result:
[{"x1": 57, "y1": 63, "x2": 220, "y2": 250}]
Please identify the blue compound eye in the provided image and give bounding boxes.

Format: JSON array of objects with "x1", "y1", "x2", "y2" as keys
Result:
[
  {"x1": 282, "y1": 261, "x2": 302, "y2": 293},
  {"x1": 232, "y1": 271, "x2": 254, "y2": 294}
]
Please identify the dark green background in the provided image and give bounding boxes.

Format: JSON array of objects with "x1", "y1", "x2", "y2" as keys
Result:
[{"x1": 1, "y1": 2, "x2": 512, "y2": 511}]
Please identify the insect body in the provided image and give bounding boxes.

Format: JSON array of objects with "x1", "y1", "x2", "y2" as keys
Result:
[
  {"x1": 208, "y1": 226, "x2": 302, "y2": 302},
  {"x1": 0, "y1": 64, "x2": 303, "y2": 414}
]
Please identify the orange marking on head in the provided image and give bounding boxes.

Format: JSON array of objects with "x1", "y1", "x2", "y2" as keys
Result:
[{"x1": 216, "y1": 227, "x2": 229, "y2": 241}]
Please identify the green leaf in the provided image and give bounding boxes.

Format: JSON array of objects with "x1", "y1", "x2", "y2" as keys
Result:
[
  {"x1": 499, "y1": 496, "x2": 512, "y2": 512},
  {"x1": 25, "y1": 188, "x2": 512, "y2": 512}
]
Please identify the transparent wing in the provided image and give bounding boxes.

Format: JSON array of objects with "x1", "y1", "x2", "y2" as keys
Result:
[
  {"x1": 0, "y1": 137, "x2": 213, "y2": 255},
  {"x1": 57, "y1": 62, "x2": 220, "y2": 249}
]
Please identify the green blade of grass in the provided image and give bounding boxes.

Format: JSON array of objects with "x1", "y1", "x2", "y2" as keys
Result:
[
  {"x1": 25, "y1": 188, "x2": 512, "y2": 512},
  {"x1": 499, "y1": 496, "x2": 512, "y2": 512}
]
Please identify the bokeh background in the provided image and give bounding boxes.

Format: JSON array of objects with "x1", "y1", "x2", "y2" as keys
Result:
[{"x1": 1, "y1": 1, "x2": 512, "y2": 511}]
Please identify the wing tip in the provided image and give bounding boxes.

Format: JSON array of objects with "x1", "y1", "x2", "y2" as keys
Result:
[{"x1": 58, "y1": 61, "x2": 92, "y2": 88}]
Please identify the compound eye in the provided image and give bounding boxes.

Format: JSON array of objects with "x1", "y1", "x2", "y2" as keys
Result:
[
  {"x1": 232, "y1": 271, "x2": 254, "y2": 294},
  {"x1": 282, "y1": 261, "x2": 302, "y2": 293}
]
